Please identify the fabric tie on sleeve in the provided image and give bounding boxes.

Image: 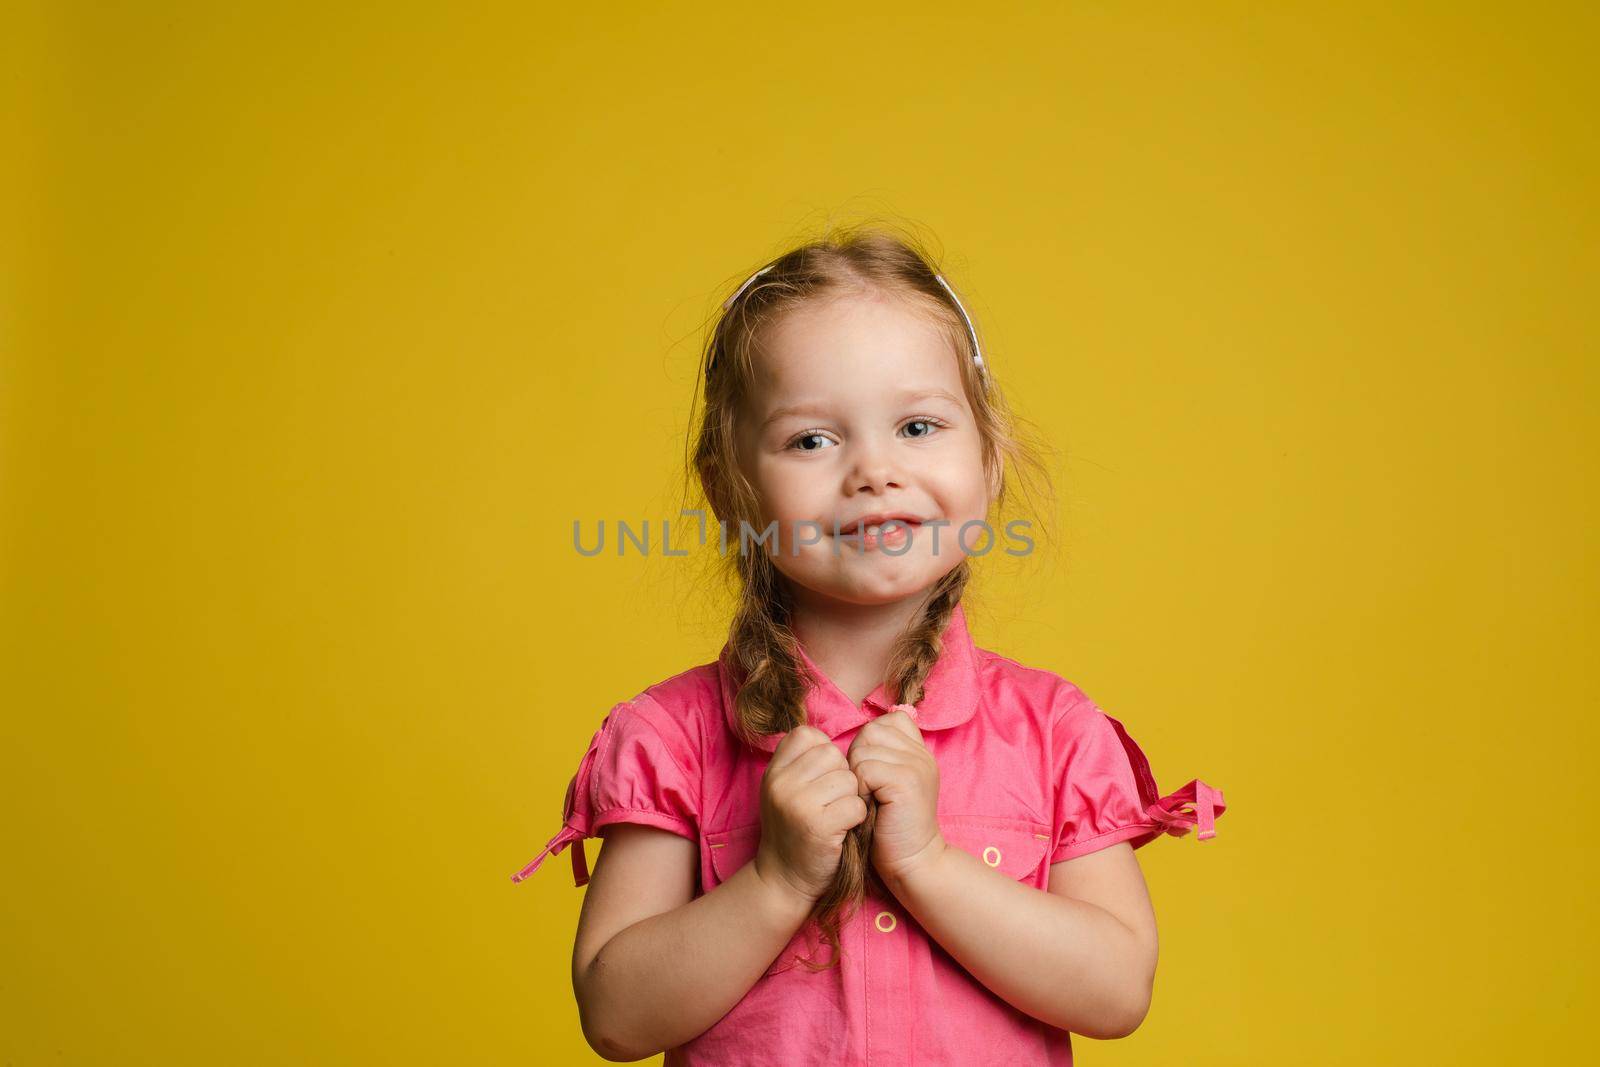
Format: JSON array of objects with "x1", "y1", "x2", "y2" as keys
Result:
[
  {"x1": 511, "y1": 823, "x2": 592, "y2": 886},
  {"x1": 511, "y1": 824, "x2": 591, "y2": 885},
  {"x1": 1143, "y1": 778, "x2": 1226, "y2": 842},
  {"x1": 511, "y1": 723, "x2": 605, "y2": 887}
]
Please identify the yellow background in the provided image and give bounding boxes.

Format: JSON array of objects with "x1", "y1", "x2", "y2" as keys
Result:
[{"x1": 5, "y1": 2, "x2": 1595, "y2": 1063}]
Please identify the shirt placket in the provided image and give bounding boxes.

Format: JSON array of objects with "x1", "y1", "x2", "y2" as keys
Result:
[{"x1": 863, "y1": 886, "x2": 913, "y2": 1066}]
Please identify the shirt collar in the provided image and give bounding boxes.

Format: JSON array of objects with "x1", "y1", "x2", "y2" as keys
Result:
[{"x1": 717, "y1": 602, "x2": 981, "y2": 752}]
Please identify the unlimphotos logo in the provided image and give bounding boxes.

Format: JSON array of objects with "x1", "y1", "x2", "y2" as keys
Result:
[{"x1": 573, "y1": 511, "x2": 1035, "y2": 558}]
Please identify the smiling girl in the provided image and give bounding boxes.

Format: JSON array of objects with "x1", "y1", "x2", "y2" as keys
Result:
[{"x1": 513, "y1": 224, "x2": 1227, "y2": 1065}]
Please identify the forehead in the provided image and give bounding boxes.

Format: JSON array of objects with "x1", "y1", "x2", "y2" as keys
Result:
[{"x1": 752, "y1": 290, "x2": 964, "y2": 400}]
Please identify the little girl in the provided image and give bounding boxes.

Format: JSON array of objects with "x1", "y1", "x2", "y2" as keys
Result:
[{"x1": 512, "y1": 226, "x2": 1227, "y2": 1066}]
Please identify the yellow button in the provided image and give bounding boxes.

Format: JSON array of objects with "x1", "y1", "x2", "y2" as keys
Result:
[
  {"x1": 874, "y1": 910, "x2": 897, "y2": 933},
  {"x1": 982, "y1": 845, "x2": 1002, "y2": 867}
]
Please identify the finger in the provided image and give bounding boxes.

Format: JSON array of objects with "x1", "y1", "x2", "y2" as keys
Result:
[
  {"x1": 874, "y1": 710, "x2": 925, "y2": 746},
  {"x1": 802, "y1": 766, "x2": 861, "y2": 806},
  {"x1": 781, "y1": 737, "x2": 848, "y2": 784},
  {"x1": 847, "y1": 742, "x2": 913, "y2": 773},
  {"x1": 769, "y1": 724, "x2": 832, "y2": 770},
  {"x1": 853, "y1": 721, "x2": 921, "y2": 755},
  {"x1": 852, "y1": 757, "x2": 912, "y2": 799},
  {"x1": 820, "y1": 792, "x2": 870, "y2": 832}
]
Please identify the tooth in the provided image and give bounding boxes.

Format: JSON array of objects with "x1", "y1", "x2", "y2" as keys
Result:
[{"x1": 867, "y1": 524, "x2": 881, "y2": 536}]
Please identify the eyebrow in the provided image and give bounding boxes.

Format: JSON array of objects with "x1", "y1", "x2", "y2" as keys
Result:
[{"x1": 759, "y1": 388, "x2": 966, "y2": 430}]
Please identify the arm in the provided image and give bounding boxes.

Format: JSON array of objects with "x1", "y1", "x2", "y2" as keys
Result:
[
  {"x1": 848, "y1": 708, "x2": 1160, "y2": 1039},
  {"x1": 881, "y1": 837, "x2": 1158, "y2": 1039},
  {"x1": 571, "y1": 723, "x2": 864, "y2": 1060},
  {"x1": 571, "y1": 823, "x2": 813, "y2": 1061}
]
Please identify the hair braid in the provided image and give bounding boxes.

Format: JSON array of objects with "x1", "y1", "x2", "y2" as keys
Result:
[{"x1": 727, "y1": 552, "x2": 810, "y2": 747}]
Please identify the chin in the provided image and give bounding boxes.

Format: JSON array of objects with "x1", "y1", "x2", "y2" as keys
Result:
[{"x1": 791, "y1": 567, "x2": 942, "y2": 607}]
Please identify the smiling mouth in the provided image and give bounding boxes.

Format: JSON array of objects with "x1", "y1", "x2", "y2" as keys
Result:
[
  {"x1": 830, "y1": 515, "x2": 927, "y2": 552},
  {"x1": 836, "y1": 516, "x2": 925, "y2": 536}
]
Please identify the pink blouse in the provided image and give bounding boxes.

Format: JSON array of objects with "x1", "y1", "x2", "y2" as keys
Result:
[{"x1": 513, "y1": 603, "x2": 1226, "y2": 1065}]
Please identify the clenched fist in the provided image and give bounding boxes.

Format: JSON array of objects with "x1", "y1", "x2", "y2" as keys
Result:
[
  {"x1": 752, "y1": 725, "x2": 871, "y2": 901},
  {"x1": 847, "y1": 710, "x2": 947, "y2": 886}
]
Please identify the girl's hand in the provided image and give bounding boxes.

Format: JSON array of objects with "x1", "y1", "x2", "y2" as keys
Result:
[
  {"x1": 847, "y1": 711, "x2": 948, "y2": 887},
  {"x1": 753, "y1": 725, "x2": 871, "y2": 902}
]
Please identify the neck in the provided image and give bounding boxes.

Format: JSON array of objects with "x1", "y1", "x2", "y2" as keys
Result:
[{"x1": 787, "y1": 586, "x2": 939, "y2": 706}]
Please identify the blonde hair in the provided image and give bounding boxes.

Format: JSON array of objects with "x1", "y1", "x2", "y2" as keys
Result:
[{"x1": 681, "y1": 221, "x2": 1054, "y2": 969}]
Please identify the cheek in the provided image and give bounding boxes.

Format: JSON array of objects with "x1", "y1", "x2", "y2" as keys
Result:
[
  {"x1": 749, "y1": 468, "x2": 819, "y2": 528},
  {"x1": 927, "y1": 459, "x2": 990, "y2": 515}
]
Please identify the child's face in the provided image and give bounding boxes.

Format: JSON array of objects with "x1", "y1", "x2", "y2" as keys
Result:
[{"x1": 736, "y1": 289, "x2": 996, "y2": 609}]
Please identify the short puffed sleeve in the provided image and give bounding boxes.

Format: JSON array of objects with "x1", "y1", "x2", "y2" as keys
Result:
[
  {"x1": 1049, "y1": 689, "x2": 1227, "y2": 865},
  {"x1": 511, "y1": 693, "x2": 700, "y2": 887}
]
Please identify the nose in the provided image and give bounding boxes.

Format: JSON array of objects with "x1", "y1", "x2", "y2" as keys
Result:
[{"x1": 847, "y1": 436, "x2": 903, "y2": 495}]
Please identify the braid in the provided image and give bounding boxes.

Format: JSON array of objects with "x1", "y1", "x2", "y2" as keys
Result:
[
  {"x1": 885, "y1": 563, "x2": 971, "y2": 708},
  {"x1": 728, "y1": 551, "x2": 810, "y2": 749}
]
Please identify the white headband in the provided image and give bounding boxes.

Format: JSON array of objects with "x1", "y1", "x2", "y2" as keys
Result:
[{"x1": 719, "y1": 265, "x2": 989, "y2": 382}]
